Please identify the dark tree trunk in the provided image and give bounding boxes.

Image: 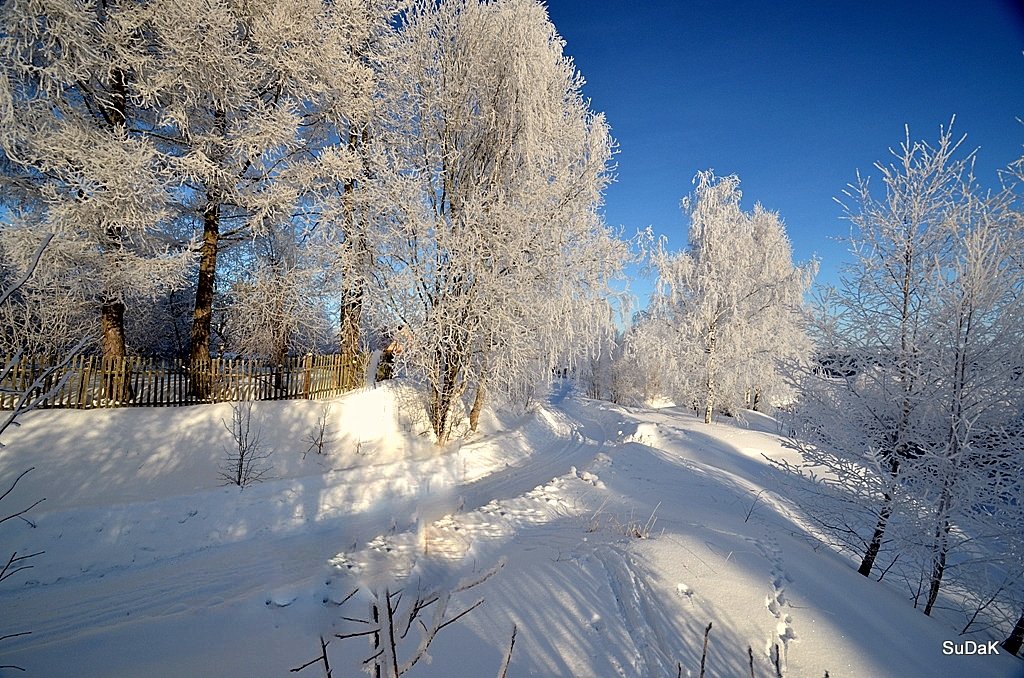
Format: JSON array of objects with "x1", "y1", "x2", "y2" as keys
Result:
[
  {"x1": 923, "y1": 482, "x2": 954, "y2": 616},
  {"x1": 338, "y1": 126, "x2": 369, "y2": 390},
  {"x1": 922, "y1": 529, "x2": 948, "y2": 616},
  {"x1": 189, "y1": 199, "x2": 220, "y2": 398},
  {"x1": 100, "y1": 300, "x2": 128, "y2": 359},
  {"x1": 858, "y1": 499, "x2": 893, "y2": 577},
  {"x1": 96, "y1": 67, "x2": 132, "y2": 383},
  {"x1": 271, "y1": 333, "x2": 288, "y2": 396},
  {"x1": 1003, "y1": 610, "x2": 1024, "y2": 656},
  {"x1": 431, "y1": 382, "x2": 454, "y2": 446},
  {"x1": 858, "y1": 457, "x2": 901, "y2": 577},
  {"x1": 100, "y1": 299, "x2": 133, "y2": 401},
  {"x1": 430, "y1": 350, "x2": 463, "y2": 446}
]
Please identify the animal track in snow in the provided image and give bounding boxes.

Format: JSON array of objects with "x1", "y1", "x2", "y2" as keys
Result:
[{"x1": 757, "y1": 535, "x2": 797, "y2": 666}]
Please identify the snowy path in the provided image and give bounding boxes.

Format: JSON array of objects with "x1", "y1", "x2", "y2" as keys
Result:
[
  {"x1": 593, "y1": 545, "x2": 680, "y2": 676},
  {"x1": 1, "y1": 392, "x2": 616, "y2": 654}
]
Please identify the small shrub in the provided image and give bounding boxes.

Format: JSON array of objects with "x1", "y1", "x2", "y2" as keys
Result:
[{"x1": 220, "y1": 400, "x2": 272, "y2": 487}]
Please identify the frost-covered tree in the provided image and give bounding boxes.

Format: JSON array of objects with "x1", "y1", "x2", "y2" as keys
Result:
[
  {"x1": 223, "y1": 229, "x2": 333, "y2": 363},
  {"x1": 597, "y1": 312, "x2": 675, "y2": 406},
  {"x1": 123, "y1": 287, "x2": 195, "y2": 358},
  {"x1": 785, "y1": 124, "x2": 1024, "y2": 630},
  {"x1": 649, "y1": 172, "x2": 813, "y2": 423},
  {"x1": 84, "y1": 0, "x2": 393, "y2": 380},
  {"x1": 912, "y1": 192, "x2": 1024, "y2": 615},
  {"x1": 788, "y1": 126, "x2": 974, "y2": 579},
  {"x1": 0, "y1": 0, "x2": 190, "y2": 365},
  {"x1": 370, "y1": 0, "x2": 623, "y2": 444}
]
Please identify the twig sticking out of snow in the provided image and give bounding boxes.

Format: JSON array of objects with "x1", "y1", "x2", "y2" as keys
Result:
[
  {"x1": 303, "y1": 403, "x2": 333, "y2": 458},
  {"x1": 744, "y1": 489, "x2": 766, "y2": 523},
  {"x1": 289, "y1": 635, "x2": 333, "y2": 677},
  {"x1": 699, "y1": 621, "x2": 712, "y2": 678},
  {"x1": 495, "y1": 623, "x2": 517, "y2": 678}
]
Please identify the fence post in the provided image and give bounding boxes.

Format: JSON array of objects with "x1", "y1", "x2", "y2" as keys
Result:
[
  {"x1": 77, "y1": 356, "x2": 90, "y2": 409},
  {"x1": 302, "y1": 354, "x2": 312, "y2": 400}
]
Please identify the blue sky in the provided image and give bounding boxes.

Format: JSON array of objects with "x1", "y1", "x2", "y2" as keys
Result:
[{"x1": 545, "y1": 0, "x2": 1024, "y2": 301}]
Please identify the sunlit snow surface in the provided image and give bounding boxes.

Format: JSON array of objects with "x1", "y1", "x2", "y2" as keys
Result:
[{"x1": 0, "y1": 382, "x2": 1020, "y2": 677}]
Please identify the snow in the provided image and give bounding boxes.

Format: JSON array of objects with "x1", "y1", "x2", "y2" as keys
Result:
[{"x1": 1, "y1": 384, "x2": 1021, "y2": 677}]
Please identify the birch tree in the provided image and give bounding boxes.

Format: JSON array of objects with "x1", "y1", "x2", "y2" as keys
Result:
[
  {"x1": 903, "y1": 172, "x2": 1024, "y2": 618},
  {"x1": 371, "y1": 0, "x2": 623, "y2": 444},
  {"x1": 784, "y1": 124, "x2": 1024, "y2": 636},
  {"x1": 650, "y1": 172, "x2": 813, "y2": 423},
  {"x1": 787, "y1": 126, "x2": 974, "y2": 579}
]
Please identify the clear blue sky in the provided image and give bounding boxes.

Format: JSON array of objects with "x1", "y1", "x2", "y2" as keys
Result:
[{"x1": 545, "y1": 0, "x2": 1024, "y2": 301}]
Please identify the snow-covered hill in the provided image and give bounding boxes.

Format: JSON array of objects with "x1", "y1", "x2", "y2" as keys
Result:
[{"x1": 0, "y1": 383, "x2": 1020, "y2": 677}]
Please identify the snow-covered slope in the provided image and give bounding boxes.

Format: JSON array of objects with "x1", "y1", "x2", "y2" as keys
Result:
[{"x1": 0, "y1": 384, "x2": 1020, "y2": 677}]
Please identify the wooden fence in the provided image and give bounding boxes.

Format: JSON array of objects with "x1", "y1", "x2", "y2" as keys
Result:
[{"x1": 0, "y1": 354, "x2": 365, "y2": 410}]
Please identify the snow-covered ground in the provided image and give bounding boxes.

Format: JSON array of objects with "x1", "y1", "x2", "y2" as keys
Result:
[{"x1": 1, "y1": 382, "x2": 1020, "y2": 677}]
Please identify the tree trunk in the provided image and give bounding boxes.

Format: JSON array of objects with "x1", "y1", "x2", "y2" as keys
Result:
[
  {"x1": 1003, "y1": 609, "x2": 1024, "y2": 656},
  {"x1": 188, "y1": 199, "x2": 219, "y2": 399},
  {"x1": 469, "y1": 380, "x2": 485, "y2": 433},
  {"x1": 923, "y1": 481, "x2": 954, "y2": 616},
  {"x1": 97, "y1": 67, "x2": 129, "y2": 360},
  {"x1": 858, "y1": 498, "x2": 893, "y2": 577},
  {"x1": 703, "y1": 324, "x2": 717, "y2": 424},
  {"x1": 923, "y1": 308, "x2": 970, "y2": 616},
  {"x1": 431, "y1": 385, "x2": 450, "y2": 446},
  {"x1": 922, "y1": 526, "x2": 949, "y2": 616},
  {"x1": 703, "y1": 381, "x2": 714, "y2": 424},
  {"x1": 338, "y1": 127, "x2": 368, "y2": 390},
  {"x1": 430, "y1": 350, "x2": 464, "y2": 446},
  {"x1": 271, "y1": 333, "x2": 288, "y2": 396},
  {"x1": 100, "y1": 299, "x2": 133, "y2": 401},
  {"x1": 100, "y1": 300, "x2": 128, "y2": 360},
  {"x1": 339, "y1": 286, "x2": 362, "y2": 389},
  {"x1": 858, "y1": 458, "x2": 900, "y2": 577},
  {"x1": 96, "y1": 69, "x2": 132, "y2": 400}
]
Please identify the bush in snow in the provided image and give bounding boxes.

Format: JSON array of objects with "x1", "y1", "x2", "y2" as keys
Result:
[
  {"x1": 292, "y1": 560, "x2": 506, "y2": 677},
  {"x1": 220, "y1": 400, "x2": 273, "y2": 488}
]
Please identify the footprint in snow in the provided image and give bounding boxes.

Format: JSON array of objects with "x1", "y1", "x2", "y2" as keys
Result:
[
  {"x1": 757, "y1": 534, "x2": 797, "y2": 668},
  {"x1": 266, "y1": 592, "x2": 298, "y2": 608},
  {"x1": 777, "y1": 615, "x2": 797, "y2": 643}
]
